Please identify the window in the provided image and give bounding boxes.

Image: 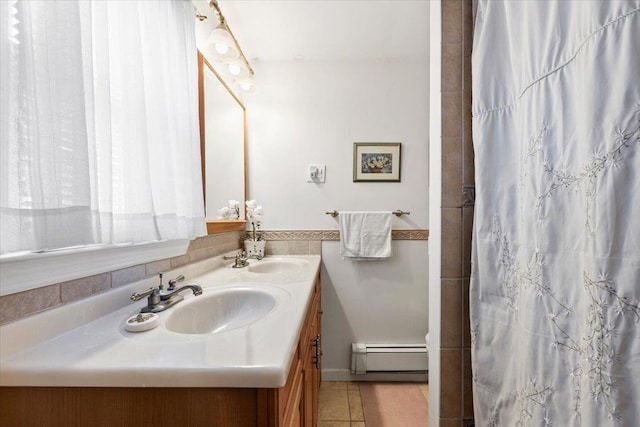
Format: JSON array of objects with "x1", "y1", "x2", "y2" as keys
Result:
[{"x1": 0, "y1": 0, "x2": 206, "y2": 294}]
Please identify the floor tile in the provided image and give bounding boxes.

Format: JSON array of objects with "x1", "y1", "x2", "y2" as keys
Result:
[
  {"x1": 318, "y1": 389, "x2": 350, "y2": 421},
  {"x1": 420, "y1": 383, "x2": 430, "y2": 401},
  {"x1": 321, "y1": 381, "x2": 349, "y2": 390},
  {"x1": 347, "y1": 389, "x2": 364, "y2": 421},
  {"x1": 318, "y1": 381, "x2": 429, "y2": 425}
]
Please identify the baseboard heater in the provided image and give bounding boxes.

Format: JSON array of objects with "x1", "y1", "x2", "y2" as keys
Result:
[{"x1": 351, "y1": 343, "x2": 428, "y2": 375}]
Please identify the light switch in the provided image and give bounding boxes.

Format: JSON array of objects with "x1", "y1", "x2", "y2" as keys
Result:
[{"x1": 307, "y1": 164, "x2": 326, "y2": 183}]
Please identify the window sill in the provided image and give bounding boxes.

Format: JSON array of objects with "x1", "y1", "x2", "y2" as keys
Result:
[{"x1": 0, "y1": 240, "x2": 190, "y2": 296}]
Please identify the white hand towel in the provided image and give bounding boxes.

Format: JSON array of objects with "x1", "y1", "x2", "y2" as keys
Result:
[{"x1": 338, "y1": 211, "x2": 392, "y2": 259}]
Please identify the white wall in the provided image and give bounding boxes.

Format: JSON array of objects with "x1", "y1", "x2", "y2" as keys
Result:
[{"x1": 244, "y1": 59, "x2": 429, "y2": 380}]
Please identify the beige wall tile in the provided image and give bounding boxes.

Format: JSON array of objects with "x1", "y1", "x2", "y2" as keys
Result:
[
  {"x1": 0, "y1": 285, "x2": 60, "y2": 325},
  {"x1": 441, "y1": 208, "x2": 462, "y2": 278},
  {"x1": 442, "y1": 138, "x2": 463, "y2": 208},
  {"x1": 309, "y1": 240, "x2": 322, "y2": 255},
  {"x1": 463, "y1": 348, "x2": 474, "y2": 418},
  {"x1": 187, "y1": 231, "x2": 241, "y2": 251},
  {"x1": 462, "y1": 206, "x2": 474, "y2": 277},
  {"x1": 463, "y1": 279, "x2": 471, "y2": 348},
  {"x1": 217, "y1": 231, "x2": 242, "y2": 247},
  {"x1": 60, "y1": 273, "x2": 110, "y2": 303},
  {"x1": 462, "y1": 1, "x2": 473, "y2": 93},
  {"x1": 442, "y1": 43, "x2": 463, "y2": 92},
  {"x1": 441, "y1": 279, "x2": 462, "y2": 348},
  {"x1": 288, "y1": 240, "x2": 310, "y2": 255},
  {"x1": 145, "y1": 259, "x2": 171, "y2": 277},
  {"x1": 442, "y1": 0, "x2": 463, "y2": 43},
  {"x1": 462, "y1": 91, "x2": 474, "y2": 186},
  {"x1": 187, "y1": 234, "x2": 219, "y2": 251},
  {"x1": 221, "y1": 241, "x2": 242, "y2": 254},
  {"x1": 188, "y1": 246, "x2": 221, "y2": 263},
  {"x1": 442, "y1": 93, "x2": 463, "y2": 138},
  {"x1": 265, "y1": 240, "x2": 288, "y2": 255},
  {"x1": 440, "y1": 349, "x2": 462, "y2": 418},
  {"x1": 441, "y1": 0, "x2": 475, "y2": 424},
  {"x1": 111, "y1": 265, "x2": 146, "y2": 288},
  {"x1": 170, "y1": 254, "x2": 190, "y2": 269}
]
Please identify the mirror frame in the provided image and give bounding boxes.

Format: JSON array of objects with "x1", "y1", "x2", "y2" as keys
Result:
[{"x1": 198, "y1": 51, "x2": 248, "y2": 234}]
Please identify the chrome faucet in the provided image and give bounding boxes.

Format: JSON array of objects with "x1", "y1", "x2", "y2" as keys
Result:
[
  {"x1": 131, "y1": 273, "x2": 202, "y2": 313},
  {"x1": 223, "y1": 250, "x2": 250, "y2": 268},
  {"x1": 223, "y1": 249, "x2": 263, "y2": 268}
]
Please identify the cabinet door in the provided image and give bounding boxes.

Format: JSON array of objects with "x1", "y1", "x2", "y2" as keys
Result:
[
  {"x1": 283, "y1": 360, "x2": 304, "y2": 427},
  {"x1": 304, "y1": 319, "x2": 321, "y2": 425}
]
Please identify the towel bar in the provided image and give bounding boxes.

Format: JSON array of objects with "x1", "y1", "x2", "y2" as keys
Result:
[{"x1": 325, "y1": 210, "x2": 410, "y2": 217}]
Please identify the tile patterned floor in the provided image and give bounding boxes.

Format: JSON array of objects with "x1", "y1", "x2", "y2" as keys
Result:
[{"x1": 318, "y1": 381, "x2": 429, "y2": 427}]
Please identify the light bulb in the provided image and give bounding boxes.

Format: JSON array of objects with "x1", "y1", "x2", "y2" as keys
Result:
[
  {"x1": 240, "y1": 81, "x2": 252, "y2": 91},
  {"x1": 215, "y1": 43, "x2": 229, "y2": 55},
  {"x1": 229, "y1": 63, "x2": 241, "y2": 76},
  {"x1": 207, "y1": 24, "x2": 239, "y2": 60}
]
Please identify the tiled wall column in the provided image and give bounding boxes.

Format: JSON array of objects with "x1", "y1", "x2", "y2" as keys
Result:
[{"x1": 440, "y1": 0, "x2": 474, "y2": 426}]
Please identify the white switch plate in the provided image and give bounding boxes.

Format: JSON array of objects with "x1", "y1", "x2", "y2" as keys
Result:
[{"x1": 307, "y1": 164, "x2": 326, "y2": 183}]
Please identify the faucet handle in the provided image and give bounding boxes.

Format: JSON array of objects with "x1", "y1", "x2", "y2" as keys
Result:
[
  {"x1": 167, "y1": 274, "x2": 185, "y2": 291},
  {"x1": 131, "y1": 288, "x2": 155, "y2": 301}
]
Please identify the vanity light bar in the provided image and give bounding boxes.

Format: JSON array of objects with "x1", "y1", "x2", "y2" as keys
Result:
[{"x1": 207, "y1": 0, "x2": 255, "y2": 77}]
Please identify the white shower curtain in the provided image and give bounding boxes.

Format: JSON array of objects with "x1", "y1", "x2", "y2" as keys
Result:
[{"x1": 471, "y1": 1, "x2": 640, "y2": 425}]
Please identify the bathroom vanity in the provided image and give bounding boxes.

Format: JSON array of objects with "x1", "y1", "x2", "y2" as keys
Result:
[{"x1": 0, "y1": 255, "x2": 321, "y2": 427}]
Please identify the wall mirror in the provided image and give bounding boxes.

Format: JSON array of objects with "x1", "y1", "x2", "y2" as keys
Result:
[{"x1": 198, "y1": 52, "x2": 247, "y2": 234}]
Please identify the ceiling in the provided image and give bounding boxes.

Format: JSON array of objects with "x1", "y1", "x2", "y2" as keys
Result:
[{"x1": 193, "y1": 0, "x2": 430, "y2": 62}]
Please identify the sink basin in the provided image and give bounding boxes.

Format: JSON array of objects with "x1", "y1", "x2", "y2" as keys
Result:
[
  {"x1": 247, "y1": 258, "x2": 308, "y2": 274},
  {"x1": 165, "y1": 287, "x2": 283, "y2": 335}
]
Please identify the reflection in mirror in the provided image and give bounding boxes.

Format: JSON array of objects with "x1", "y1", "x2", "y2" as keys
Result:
[{"x1": 198, "y1": 52, "x2": 247, "y2": 234}]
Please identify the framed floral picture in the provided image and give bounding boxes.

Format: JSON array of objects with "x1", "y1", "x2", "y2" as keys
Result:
[{"x1": 353, "y1": 142, "x2": 401, "y2": 182}]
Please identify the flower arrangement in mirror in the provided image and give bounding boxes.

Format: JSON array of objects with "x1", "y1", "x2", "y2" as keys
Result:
[
  {"x1": 217, "y1": 200, "x2": 240, "y2": 220},
  {"x1": 245, "y1": 200, "x2": 265, "y2": 257}
]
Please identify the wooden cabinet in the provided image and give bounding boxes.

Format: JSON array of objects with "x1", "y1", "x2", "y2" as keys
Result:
[
  {"x1": 271, "y1": 272, "x2": 322, "y2": 427},
  {"x1": 299, "y1": 275, "x2": 321, "y2": 427},
  {"x1": 0, "y1": 273, "x2": 322, "y2": 427}
]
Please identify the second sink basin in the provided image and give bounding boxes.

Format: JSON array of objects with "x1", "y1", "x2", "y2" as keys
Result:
[
  {"x1": 248, "y1": 257, "x2": 308, "y2": 274},
  {"x1": 165, "y1": 286, "x2": 287, "y2": 335}
]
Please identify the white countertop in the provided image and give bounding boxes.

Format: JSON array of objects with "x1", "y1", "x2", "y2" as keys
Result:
[{"x1": 0, "y1": 255, "x2": 321, "y2": 388}]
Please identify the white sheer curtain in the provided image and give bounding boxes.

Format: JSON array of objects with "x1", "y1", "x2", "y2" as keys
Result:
[
  {"x1": 0, "y1": 0, "x2": 205, "y2": 255},
  {"x1": 471, "y1": 1, "x2": 640, "y2": 425}
]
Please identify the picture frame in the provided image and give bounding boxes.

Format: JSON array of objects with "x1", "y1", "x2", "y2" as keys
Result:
[{"x1": 353, "y1": 142, "x2": 401, "y2": 182}]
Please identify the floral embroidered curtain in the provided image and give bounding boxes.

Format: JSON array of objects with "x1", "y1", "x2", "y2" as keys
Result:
[{"x1": 471, "y1": 1, "x2": 640, "y2": 425}]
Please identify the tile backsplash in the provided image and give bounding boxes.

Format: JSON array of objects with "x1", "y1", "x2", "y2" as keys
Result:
[
  {"x1": 0, "y1": 227, "x2": 427, "y2": 325},
  {"x1": 0, "y1": 231, "x2": 243, "y2": 325}
]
